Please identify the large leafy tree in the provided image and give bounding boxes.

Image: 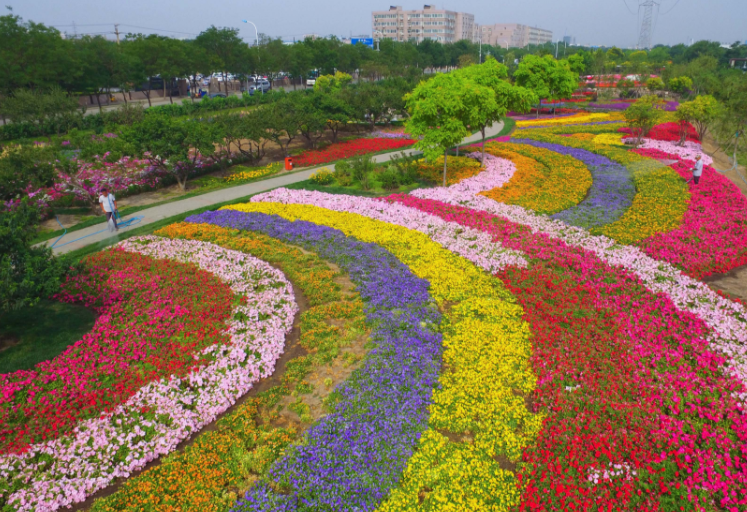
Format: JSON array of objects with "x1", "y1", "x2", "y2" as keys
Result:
[
  {"x1": 122, "y1": 34, "x2": 168, "y2": 107},
  {"x1": 456, "y1": 58, "x2": 537, "y2": 161},
  {"x1": 713, "y1": 76, "x2": 747, "y2": 170},
  {"x1": 624, "y1": 95, "x2": 666, "y2": 145},
  {"x1": 1, "y1": 200, "x2": 69, "y2": 313},
  {"x1": 406, "y1": 72, "x2": 489, "y2": 186},
  {"x1": 675, "y1": 95, "x2": 723, "y2": 144},
  {"x1": 514, "y1": 54, "x2": 578, "y2": 117},
  {"x1": 194, "y1": 26, "x2": 246, "y2": 94}
]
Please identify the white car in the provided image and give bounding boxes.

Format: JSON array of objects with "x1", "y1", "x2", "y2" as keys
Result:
[{"x1": 306, "y1": 78, "x2": 316, "y2": 87}]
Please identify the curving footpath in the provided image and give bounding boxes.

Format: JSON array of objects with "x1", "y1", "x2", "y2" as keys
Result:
[{"x1": 43, "y1": 122, "x2": 504, "y2": 255}]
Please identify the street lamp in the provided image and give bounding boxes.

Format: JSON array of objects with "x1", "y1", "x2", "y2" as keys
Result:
[
  {"x1": 478, "y1": 33, "x2": 482, "y2": 63},
  {"x1": 373, "y1": 30, "x2": 383, "y2": 52},
  {"x1": 241, "y1": 20, "x2": 260, "y2": 64}
]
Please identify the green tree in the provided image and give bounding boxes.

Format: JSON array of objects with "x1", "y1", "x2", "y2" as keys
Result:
[
  {"x1": 686, "y1": 55, "x2": 719, "y2": 95},
  {"x1": 675, "y1": 95, "x2": 722, "y2": 143},
  {"x1": 1, "y1": 200, "x2": 69, "y2": 312},
  {"x1": 122, "y1": 34, "x2": 168, "y2": 107},
  {"x1": 514, "y1": 55, "x2": 578, "y2": 117},
  {"x1": 646, "y1": 77, "x2": 665, "y2": 93},
  {"x1": 405, "y1": 73, "x2": 478, "y2": 186},
  {"x1": 313, "y1": 71, "x2": 352, "y2": 94},
  {"x1": 123, "y1": 115, "x2": 219, "y2": 190},
  {"x1": 566, "y1": 53, "x2": 586, "y2": 75},
  {"x1": 1, "y1": 87, "x2": 80, "y2": 138},
  {"x1": 194, "y1": 26, "x2": 246, "y2": 94},
  {"x1": 668, "y1": 76, "x2": 693, "y2": 94},
  {"x1": 712, "y1": 76, "x2": 747, "y2": 170},
  {"x1": 0, "y1": 144, "x2": 56, "y2": 200},
  {"x1": 624, "y1": 95, "x2": 665, "y2": 145}
]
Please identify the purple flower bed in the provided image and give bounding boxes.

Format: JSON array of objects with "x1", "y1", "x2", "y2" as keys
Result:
[
  {"x1": 187, "y1": 210, "x2": 443, "y2": 512},
  {"x1": 587, "y1": 101, "x2": 679, "y2": 112},
  {"x1": 511, "y1": 138, "x2": 636, "y2": 229}
]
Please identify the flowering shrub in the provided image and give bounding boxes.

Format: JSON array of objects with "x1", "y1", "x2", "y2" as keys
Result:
[
  {"x1": 478, "y1": 142, "x2": 592, "y2": 215},
  {"x1": 292, "y1": 138, "x2": 415, "y2": 168},
  {"x1": 1, "y1": 238, "x2": 296, "y2": 511},
  {"x1": 309, "y1": 168, "x2": 335, "y2": 185}
]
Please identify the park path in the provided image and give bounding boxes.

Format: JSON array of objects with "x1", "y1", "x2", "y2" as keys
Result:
[{"x1": 45, "y1": 122, "x2": 504, "y2": 254}]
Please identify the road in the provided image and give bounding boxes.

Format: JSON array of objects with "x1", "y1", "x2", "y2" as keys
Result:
[{"x1": 43, "y1": 121, "x2": 504, "y2": 255}]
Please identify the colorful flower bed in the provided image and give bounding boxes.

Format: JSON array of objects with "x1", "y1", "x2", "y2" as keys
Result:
[
  {"x1": 633, "y1": 148, "x2": 747, "y2": 278},
  {"x1": 91, "y1": 223, "x2": 369, "y2": 511},
  {"x1": 516, "y1": 113, "x2": 624, "y2": 128},
  {"x1": 620, "y1": 121, "x2": 699, "y2": 143},
  {"x1": 292, "y1": 137, "x2": 415, "y2": 168},
  {"x1": 515, "y1": 130, "x2": 690, "y2": 243},
  {"x1": 217, "y1": 201, "x2": 536, "y2": 510},
  {"x1": 224, "y1": 163, "x2": 281, "y2": 183},
  {"x1": 1, "y1": 238, "x2": 296, "y2": 511},
  {"x1": 477, "y1": 142, "x2": 592, "y2": 215},
  {"x1": 509, "y1": 138, "x2": 636, "y2": 229}
]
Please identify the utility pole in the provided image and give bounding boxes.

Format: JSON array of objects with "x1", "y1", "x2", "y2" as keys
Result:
[
  {"x1": 72, "y1": 21, "x2": 77, "y2": 38},
  {"x1": 114, "y1": 24, "x2": 120, "y2": 44}
]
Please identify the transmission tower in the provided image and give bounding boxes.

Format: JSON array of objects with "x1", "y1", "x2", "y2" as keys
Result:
[{"x1": 637, "y1": 0, "x2": 658, "y2": 50}]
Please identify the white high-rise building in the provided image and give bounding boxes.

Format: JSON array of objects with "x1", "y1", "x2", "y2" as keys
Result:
[{"x1": 372, "y1": 5, "x2": 478, "y2": 44}]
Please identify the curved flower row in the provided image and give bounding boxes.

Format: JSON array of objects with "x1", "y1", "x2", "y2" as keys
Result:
[
  {"x1": 415, "y1": 155, "x2": 484, "y2": 186},
  {"x1": 185, "y1": 210, "x2": 443, "y2": 511},
  {"x1": 516, "y1": 112, "x2": 623, "y2": 128},
  {"x1": 92, "y1": 223, "x2": 370, "y2": 512},
  {"x1": 516, "y1": 130, "x2": 690, "y2": 243},
  {"x1": 628, "y1": 138, "x2": 714, "y2": 165},
  {"x1": 511, "y1": 138, "x2": 636, "y2": 229},
  {"x1": 383, "y1": 194, "x2": 747, "y2": 510},
  {"x1": 1, "y1": 251, "x2": 235, "y2": 455},
  {"x1": 246, "y1": 187, "x2": 527, "y2": 274},
  {"x1": 383, "y1": 184, "x2": 747, "y2": 391},
  {"x1": 475, "y1": 143, "x2": 592, "y2": 215},
  {"x1": 215, "y1": 203, "x2": 538, "y2": 510},
  {"x1": 1, "y1": 238, "x2": 296, "y2": 511},
  {"x1": 633, "y1": 148, "x2": 747, "y2": 278}
]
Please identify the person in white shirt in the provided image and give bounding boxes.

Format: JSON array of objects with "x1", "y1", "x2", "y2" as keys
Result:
[
  {"x1": 687, "y1": 155, "x2": 704, "y2": 185},
  {"x1": 99, "y1": 188, "x2": 119, "y2": 231}
]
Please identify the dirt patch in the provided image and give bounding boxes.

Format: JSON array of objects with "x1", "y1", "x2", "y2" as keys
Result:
[
  {"x1": 704, "y1": 264, "x2": 747, "y2": 302},
  {"x1": 703, "y1": 134, "x2": 747, "y2": 197},
  {"x1": 0, "y1": 333, "x2": 20, "y2": 353}
]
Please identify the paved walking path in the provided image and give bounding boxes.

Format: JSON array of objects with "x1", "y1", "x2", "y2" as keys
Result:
[{"x1": 45, "y1": 122, "x2": 504, "y2": 254}]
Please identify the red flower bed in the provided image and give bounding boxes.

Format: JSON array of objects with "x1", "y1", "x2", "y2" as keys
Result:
[
  {"x1": 0, "y1": 250, "x2": 234, "y2": 454},
  {"x1": 384, "y1": 194, "x2": 747, "y2": 511},
  {"x1": 292, "y1": 137, "x2": 415, "y2": 168},
  {"x1": 619, "y1": 122, "x2": 699, "y2": 143}
]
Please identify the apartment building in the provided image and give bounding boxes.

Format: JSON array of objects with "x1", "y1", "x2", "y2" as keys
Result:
[
  {"x1": 372, "y1": 5, "x2": 478, "y2": 44},
  {"x1": 480, "y1": 24, "x2": 553, "y2": 48}
]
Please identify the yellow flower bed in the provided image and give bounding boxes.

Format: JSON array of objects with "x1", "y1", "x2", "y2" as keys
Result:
[
  {"x1": 225, "y1": 202, "x2": 541, "y2": 511},
  {"x1": 592, "y1": 133, "x2": 627, "y2": 146},
  {"x1": 225, "y1": 163, "x2": 280, "y2": 183},
  {"x1": 480, "y1": 142, "x2": 592, "y2": 215},
  {"x1": 569, "y1": 133, "x2": 597, "y2": 141},
  {"x1": 516, "y1": 112, "x2": 625, "y2": 128},
  {"x1": 516, "y1": 131, "x2": 689, "y2": 243},
  {"x1": 416, "y1": 155, "x2": 484, "y2": 186}
]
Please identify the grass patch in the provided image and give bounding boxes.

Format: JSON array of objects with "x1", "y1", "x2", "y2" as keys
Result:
[{"x1": 0, "y1": 300, "x2": 96, "y2": 374}]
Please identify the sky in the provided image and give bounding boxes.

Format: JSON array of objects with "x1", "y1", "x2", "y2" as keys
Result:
[{"x1": 8, "y1": 0, "x2": 747, "y2": 48}]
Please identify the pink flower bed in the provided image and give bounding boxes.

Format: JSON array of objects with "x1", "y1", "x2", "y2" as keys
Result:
[
  {"x1": 633, "y1": 147, "x2": 747, "y2": 278},
  {"x1": 412, "y1": 152, "x2": 515, "y2": 199}
]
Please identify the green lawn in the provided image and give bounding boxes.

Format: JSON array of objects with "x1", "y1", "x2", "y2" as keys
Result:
[{"x1": 0, "y1": 300, "x2": 96, "y2": 374}]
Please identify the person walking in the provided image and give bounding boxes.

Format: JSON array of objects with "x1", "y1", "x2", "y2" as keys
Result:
[
  {"x1": 99, "y1": 188, "x2": 119, "y2": 231},
  {"x1": 687, "y1": 154, "x2": 704, "y2": 185}
]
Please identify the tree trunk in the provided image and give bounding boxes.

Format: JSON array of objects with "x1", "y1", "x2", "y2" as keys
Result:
[
  {"x1": 223, "y1": 73, "x2": 229, "y2": 95},
  {"x1": 95, "y1": 92, "x2": 103, "y2": 114},
  {"x1": 481, "y1": 127, "x2": 487, "y2": 163},
  {"x1": 177, "y1": 172, "x2": 187, "y2": 191},
  {"x1": 121, "y1": 91, "x2": 128, "y2": 105},
  {"x1": 537, "y1": 99, "x2": 540, "y2": 119},
  {"x1": 145, "y1": 88, "x2": 152, "y2": 107},
  {"x1": 443, "y1": 150, "x2": 448, "y2": 187}
]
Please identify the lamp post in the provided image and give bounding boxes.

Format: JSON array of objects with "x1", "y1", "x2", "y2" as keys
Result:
[
  {"x1": 373, "y1": 30, "x2": 383, "y2": 52},
  {"x1": 241, "y1": 20, "x2": 260, "y2": 64},
  {"x1": 478, "y1": 33, "x2": 482, "y2": 63}
]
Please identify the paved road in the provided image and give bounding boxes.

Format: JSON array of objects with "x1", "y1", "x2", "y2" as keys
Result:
[{"x1": 45, "y1": 121, "x2": 504, "y2": 255}]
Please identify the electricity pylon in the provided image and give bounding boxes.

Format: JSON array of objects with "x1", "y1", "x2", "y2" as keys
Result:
[{"x1": 637, "y1": 0, "x2": 658, "y2": 50}]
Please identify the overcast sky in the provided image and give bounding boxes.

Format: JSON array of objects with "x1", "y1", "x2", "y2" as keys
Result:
[{"x1": 9, "y1": 0, "x2": 746, "y2": 48}]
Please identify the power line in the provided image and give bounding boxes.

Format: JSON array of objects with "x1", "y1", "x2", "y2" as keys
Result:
[
  {"x1": 118, "y1": 24, "x2": 198, "y2": 36},
  {"x1": 660, "y1": 0, "x2": 683, "y2": 15},
  {"x1": 622, "y1": 0, "x2": 637, "y2": 15}
]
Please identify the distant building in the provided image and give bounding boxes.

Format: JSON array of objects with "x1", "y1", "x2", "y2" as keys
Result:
[
  {"x1": 479, "y1": 24, "x2": 553, "y2": 48},
  {"x1": 563, "y1": 35, "x2": 576, "y2": 46},
  {"x1": 372, "y1": 5, "x2": 478, "y2": 44}
]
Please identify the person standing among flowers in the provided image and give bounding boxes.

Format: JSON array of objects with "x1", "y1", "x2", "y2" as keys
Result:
[
  {"x1": 687, "y1": 154, "x2": 703, "y2": 185},
  {"x1": 99, "y1": 187, "x2": 119, "y2": 231}
]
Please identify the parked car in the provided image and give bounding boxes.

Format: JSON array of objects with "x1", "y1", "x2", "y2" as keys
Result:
[
  {"x1": 306, "y1": 77, "x2": 316, "y2": 87},
  {"x1": 249, "y1": 79, "x2": 272, "y2": 95}
]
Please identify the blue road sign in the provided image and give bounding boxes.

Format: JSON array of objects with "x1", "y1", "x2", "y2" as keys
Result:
[{"x1": 352, "y1": 37, "x2": 375, "y2": 49}]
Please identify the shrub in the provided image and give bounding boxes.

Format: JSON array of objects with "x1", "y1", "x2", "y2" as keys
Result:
[
  {"x1": 0, "y1": 144, "x2": 56, "y2": 201},
  {"x1": 378, "y1": 168, "x2": 400, "y2": 190},
  {"x1": 350, "y1": 155, "x2": 375, "y2": 190},
  {"x1": 310, "y1": 168, "x2": 335, "y2": 185}
]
